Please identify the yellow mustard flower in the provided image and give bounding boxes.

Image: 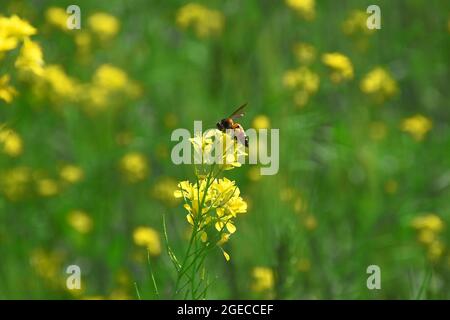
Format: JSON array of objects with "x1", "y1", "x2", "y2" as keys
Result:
[
  {"x1": 384, "y1": 179, "x2": 398, "y2": 194},
  {"x1": 93, "y1": 64, "x2": 128, "y2": 91},
  {"x1": 401, "y1": 114, "x2": 432, "y2": 141},
  {"x1": 30, "y1": 248, "x2": 65, "y2": 287},
  {"x1": 0, "y1": 126, "x2": 23, "y2": 157},
  {"x1": 151, "y1": 176, "x2": 180, "y2": 207},
  {"x1": 342, "y1": 10, "x2": 375, "y2": 36},
  {"x1": 39, "y1": 65, "x2": 80, "y2": 102},
  {"x1": 174, "y1": 176, "x2": 247, "y2": 251},
  {"x1": 120, "y1": 152, "x2": 149, "y2": 183},
  {"x1": 285, "y1": 0, "x2": 315, "y2": 20},
  {"x1": 304, "y1": 215, "x2": 318, "y2": 230},
  {"x1": 0, "y1": 15, "x2": 36, "y2": 39},
  {"x1": 0, "y1": 75, "x2": 17, "y2": 103},
  {"x1": 252, "y1": 115, "x2": 270, "y2": 130},
  {"x1": 251, "y1": 267, "x2": 274, "y2": 292},
  {"x1": 87, "y1": 12, "x2": 120, "y2": 41},
  {"x1": 360, "y1": 67, "x2": 398, "y2": 102},
  {"x1": 36, "y1": 178, "x2": 59, "y2": 197},
  {"x1": 68, "y1": 210, "x2": 93, "y2": 234},
  {"x1": 74, "y1": 31, "x2": 92, "y2": 55},
  {"x1": 293, "y1": 42, "x2": 316, "y2": 65},
  {"x1": 283, "y1": 66, "x2": 319, "y2": 107},
  {"x1": 133, "y1": 226, "x2": 161, "y2": 256},
  {"x1": 15, "y1": 38, "x2": 44, "y2": 76},
  {"x1": 176, "y1": 3, "x2": 225, "y2": 38},
  {"x1": 59, "y1": 165, "x2": 84, "y2": 184},
  {"x1": 411, "y1": 214, "x2": 444, "y2": 233},
  {"x1": 321, "y1": 52, "x2": 354, "y2": 83},
  {"x1": 45, "y1": 7, "x2": 69, "y2": 31},
  {"x1": 0, "y1": 166, "x2": 31, "y2": 201},
  {"x1": 428, "y1": 241, "x2": 445, "y2": 261}
]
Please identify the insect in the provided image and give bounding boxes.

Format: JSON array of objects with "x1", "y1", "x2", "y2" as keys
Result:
[{"x1": 216, "y1": 103, "x2": 249, "y2": 147}]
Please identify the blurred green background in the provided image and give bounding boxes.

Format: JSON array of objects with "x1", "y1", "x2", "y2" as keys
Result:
[{"x1": 0, "y1": 0, "x2": 449, "y2": 299}]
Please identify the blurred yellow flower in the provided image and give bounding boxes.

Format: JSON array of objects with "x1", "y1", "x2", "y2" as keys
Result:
[
  {"x1": 68, "y1": 210, "x2": 93, "y2": 234},
  {"x1": 0, "y1": 75, "x2": 17, "y2": 103},
  {"x1": 342, "y1": 10, "x2": 375, "y2": 36},
  {"x1": 133, "y1": 226, "x2": 161, "y2": 256},
  {"x1": 74, "y1": 31, "x2": 92, "y2": 55},
  {"x1": 15, "y1": 38, "x2": 44, "y2": 76},
  {"x1": 360, "y1": 67, "x2": 398, "y2": 102},
  {"x1": 120, "y1": 152, "x2": 149, "y2": 183},
  {"x1": 151, "y1": 176, "x2": 180, "y2": 207},
  {"x1": 60, "y1": 165, "x2": 84, "y2": 184},
  {"x1": 252, "y1": 115, "x2": 270, "y2": 130},
  {"x1": 401, "y1": 114, "x2": 432, "y2": 141},
  {"x1": 164, "y1": 112, "x2": 179, "y2": 129},
  {"x1": 36, "y1": 178, "x2": 59, "y2": 197},
  {"x1": 30, "y1": 248, "x2": 64, "y2": 287},
  {"x1": 428, "y1": 241, "x2": 445, "y2": 261},
  {"x1": 251, "y1": 267, "x2": 274, "y2": 292},
  {"x1": 293, "y1": 42, "x2": 316, "y2": 65},
  {"x1": 45, "y1": 7, "x2": 69, "y2": 31},
  {"x1": 247, "y1": 166, "x2": 262, "y2": 182},
  {"x1": 285, "y1": 0, "x2": 315, "y2": 21},
  {"x1": 304, "y1": 215, "x2": 318, "y2": 230},
  {"x1": 0, "y1": 166, "x2": 31, "y2": 201},
  {"x1": 0, "y1": 126, "x2": 22, "y2": 157},
  {"x1": 37, "y1": 65, "x2": 80, "y2": 102},
  {"x1": 176, "y1": 3, "x2": 225, "y2": 38},
  {"x1": 321, "y1": 52, "x2": 353, "y2": 83},
  {"x1": 87, "y1": 13, "x2": 120, "y2": 41},
  {"x1": 0, "y1": 15, "x2": 36, "y2": 39},
  {"x1": 93, "y1": 64, "x2": 128, "y2": 91},
  {"x1": 283, "y1": 66, "x2": 319, "y2": 107},
  {"x1": 412, "y1": 214, "x2": 444, "y2": 233}
]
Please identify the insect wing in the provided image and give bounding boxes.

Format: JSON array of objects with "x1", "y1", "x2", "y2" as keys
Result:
[{"x1": 228, "y1": 103, "x2": 248, "y2": 120}]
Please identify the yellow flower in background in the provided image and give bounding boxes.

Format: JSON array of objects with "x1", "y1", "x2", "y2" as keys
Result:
[
  {"x1": 68, "y1": 210, "x2": 93, "y2": 234},
  {"x1": 304, "y1": 215, "x2": 318, "y2": 230},
  {"x1": 401, "y1": 114, "x2": 432, "y2": 141},
  {"x1": 247, "y1": 166, "x2": 262, "y2": 182},
  {"x1": 15, "y1": 38, "x2": 44, "y2": 76},
  {"x1": 0, "y1": 15, "x2": 36, "y2": 39},
  {"x1": 0, "y1": 75, "x2": 18, "y2": 103},
  {"x1": 0, "y1": 166, "x2": 31, "y2": 201},
  {"x1": 285, "y1": 0, "x2": 315, "y2": 20},
  {"x1": 151, "y1": 176, "x2": 180, "y2": 207},
  {"x1": 45, "y1": 7, "x2": 69, "y2": 31},
  {"x1": 360, "y1": 67, "x2": 398, "y2": 102},
  {"x1": 322, "y1": 52, "x2": 353, "y2": 83},
  {"x1": 412, "y1": 213, "x2": 446, "y2": 261},
  {"x1": 293, "y1": 42, "x2": 316, "y2": 65},
  {"x1": 412, "y1": 214, "x2": 444, "y2": 233},
  {"x1": 0, "y1": 35, "x2": 18, "y2": 52},
  {"x1": 30, "y1": 248, "x2": 65, "y2": 287},
  {"x1": 428, "y1": 241, "x2": 445, "y2": 261},
  {"x1": 59, "y1": 165, "x2": 84, "y2": 184},
  {"x1": 93, "y1": 64, "x2": 128, "y2": 91},
  {"x1": 36, "y1": 178, "x2": 59, "y2": 197},
  {"x1": 283, "y1": 66, "x2": 319, "y2": 107},
  {"x1": 87, "y1": 13, "x2": 120, "y2": 41},
  {"x1": 176, "y1": 3, "x2": 225, "y2": 38},
  {"x1": 384, "y1": 179, "x2": 398, "y2": 194},
  {"x1": 252, "y1": 115, "x2": 270, "y2": 130},
  {"x1": 251, "y1": 267, "x2": 274, "y2": 292},
  {"x1": 44, "y1": 65, "x2": 79, "y2": 98},
  {"x1": 133, "y1": 226, "x2": 161, "y2": 256},
  {"x1": 342, "y1": 10, "x2": 375, "y2": 36},
  {"x1": 74, "y1": 31, "x2": 92, "y2": 55},
  {"x1": 120, "y1": 152, "x2": 149, "y2": 183},
  {"x1": 0, "y1": 126, "x2": 23, "y2": 157}
]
